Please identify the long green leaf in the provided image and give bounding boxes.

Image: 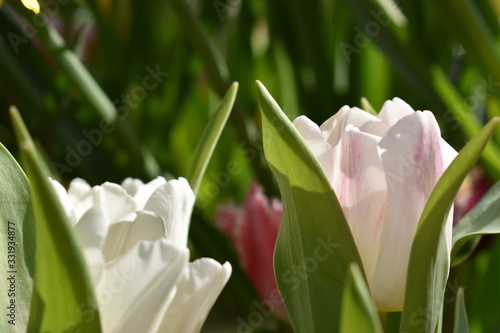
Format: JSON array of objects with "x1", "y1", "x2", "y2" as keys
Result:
[
  {"x1": 401, "y1": 118, "x2": 500, "y2": 332},
  {"x1": 340, "y1": 263, "x2": 383, "y2": 333},
  {"x1": 453, "y1": 288, "x2": 469, "y2": 333},
  {"x1": 256, "y1": 81, "x2": 363, "y2": 332},
  {"x1": 451, "y1": 180, "x2": 500, "y2": 267},
  {"x1": 0, "y1": 143, "x2": 34, "y2": 332},
  {"x1": 10, "y1": 108, "x2": 102, "y2": 332},
  {"x1": 187, "y1": 82, "x2": 238, "y2": 195}
]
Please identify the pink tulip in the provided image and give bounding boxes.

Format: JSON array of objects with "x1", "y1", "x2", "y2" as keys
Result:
[
  {"x1": 293, "y1": 98, "x2": 458, "y2": 311},
  {"x1": 454, "y1": 166, "x2": 492, "y2": 224},
  {"x1": 216, "y1": 181, "x2": 287, "y2": 319}
]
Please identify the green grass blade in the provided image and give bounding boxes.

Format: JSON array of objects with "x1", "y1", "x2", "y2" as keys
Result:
[
  {"x1": 187, "y1": 82, "x2": 238, "y2": 195},
  {"x1": 453, "y1": 289, "x2": 469, "y2": 333},
  {"x1": 10, "y1": 108, "x2": 102, "y2": 332},
  {"x1": 0, "y1": 142, "x2": 34, "y2": 332},
  {"x1": 401, "y1": 118, "x2": 500, "y2": 332},
  {"x1": 256, "y1": 81, "x2": 363, "y2": 332},
  {"x1": 340, "y1": 263, "x2": 383, "y2": 333},
  {"x1": 451, "y1": 180, "x2": 500, "y2": 267}
]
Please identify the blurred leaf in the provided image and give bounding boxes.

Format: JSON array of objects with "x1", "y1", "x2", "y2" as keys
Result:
[
  {"x1": 453, "y1": 288, "x2": 469, "y2": 333},
  {"x1": 256, "y1": 81, "x2": 363, "y2": 332},
  {"x1": 187, "y1": 82, "x2": 238, "y2": 195},
  {"x1": 431, "y1": 66, "x2": 500, "y2": 179},
  {"x1": 430, "y1": 0, "x2": 500, "y2": 85},
  {"x1": 0, "y1": 142, "x2": 34, "y2": 332},
  {"x1": 360, "y1": 97, "x2": 377, "y2": 115},
  {"x1": 451, "y1": 180, "x2": 500, "y2": 267},
  {"x1": 10, "y1": 107, "x2": 102, "y2": 332},
  {"x1": 401, "y1": 117, "x2": 500, "y2": 332},
  {"x1": 340, "y1": 263, "x2": 383, "y2": 333}
]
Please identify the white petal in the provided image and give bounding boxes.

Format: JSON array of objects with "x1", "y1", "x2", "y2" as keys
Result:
[
  {"x1": 320, "y1": 106, "x2": 388, "y2": 147},
  {"x1": 102, "y1": 211, "x2": 166, "y2": 262},
  {"x1": 369, "y1": 111, "x2": 449, "y2": 311},
  {"x1": 144, "y1": 178, "x2": 195, "y2": 248},
  {"x1": 157, "y1": 259, "x2": 232, "y2": 333},
  {"x1": 67, "y1": 178, "x2": 91, "y2": 206},
  {"x1": 133, "y1": 177, "x2": 167, "y2": 208},
  {"x1": 74, "y1": 206, "x2": 109, "y2": 249},
  {"x1": 331, "y1": 125, "x2": 386, "y2": 279},
  {"x1": 121, "y1": 178, "x2": 144, "y2": 196},
  {"x1": 82, "y1": 247, "x2": 105, "y2": 287},
  {"x1": 72, "y1": 183, "x2": 138, "y2": 224},
  {"x1": 377, "y1": 98, "x2": 415, "y2": 127},
  {"x1": 293, "y1": 116, "x2": 335, "y2": 184},
  {"x1": 96, "y1": 239, "x2": 188, "y2": 333},
  {"x1": 50, "y1": 178, "x2": 77, "y2": 224}
]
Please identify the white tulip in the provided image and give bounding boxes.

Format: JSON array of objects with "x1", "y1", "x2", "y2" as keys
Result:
[{"x1": 51, "y1": 177, "x2": 231, "y2": 333}]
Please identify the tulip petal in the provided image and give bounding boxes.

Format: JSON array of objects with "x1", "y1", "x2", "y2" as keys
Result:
[
  {"x1": 377, "y1": 98, "x2": 415, "y2": 127},
  {"x1": 157, "y1": 259, "x2": 232, "y2": 333},
  {"x1": 101, "y1": 211, "x2": 166, "y2": 261},
  {"x1": 82, "y1": 247, "x2": 105, "y2": 287},
  {"x1": 50, "y1": 178, "x2": 77, "y2": 224},
  {"x1": 320, "y1": 106, "x2": 388, "y2": 147},
  {"x1": 369, "y1": 111, "x2": 452, "y2": 311},
  {"x1": 72, "y1": 182, "x2": 138, "y2": 223},
  {"x1": 133, "y1": 176, "x2": 167, "y2": 208},
  {"x1": 121, "y1": 178, "x2": 144, "y2": 196},
  {"x1": 96, "y1": 239, "x2": 188, "y2": 333},
  {"x1": 144, "y1": 178, "x2": 195, "y2": 247},
  {"x1": 67, "y1": 178, "x2": 91, "y2": 205},
  {"x1": 293, "y1": 116, "x2": 335, "y2": 183},
  {"x1": 331, "y1": 126, "x2": 386, "y2": 279},
  {"x1": 74, "y1": 206, "x2": 109, "y2": 249}
]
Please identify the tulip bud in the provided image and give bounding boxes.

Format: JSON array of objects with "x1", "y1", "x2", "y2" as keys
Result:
[{"x1": 216, "y1": 180, "x2": 287, "y2": 320}]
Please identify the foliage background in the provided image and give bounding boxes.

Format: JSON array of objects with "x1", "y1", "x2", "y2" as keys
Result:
[{"x1": 1, "y1": 0, "x2": 500, "y2": 331}]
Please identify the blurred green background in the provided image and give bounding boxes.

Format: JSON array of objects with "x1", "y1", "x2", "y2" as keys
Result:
[{"x1": 1, "y1": 0, "x2": 500, "y2": 331}]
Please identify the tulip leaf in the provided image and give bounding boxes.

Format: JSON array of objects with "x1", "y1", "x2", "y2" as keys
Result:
[
  {"x1": 340, "y1": 263, "x2": 383, "y2": 333},
  {"x1": 401, "y1": 118, "x2": 500, "y2": 333},
  {"x1": 453, "y1": 288, "x2": 469, "y2": 333},
  {"x1": 451, "y1": 180, "x2": 500, "y2": 267},
  {"x1": 256, "y1": 81, "x2": 363, "y2": 332},
  {"x1": 10, "y1": 108, "x2": 102, "y2": 332},
  {"x1": 187, "y1": 82, "x2": 238, "y2": 195},
  {"x1": 0, "y1": 142, "x2": 34, "y2": 332}
]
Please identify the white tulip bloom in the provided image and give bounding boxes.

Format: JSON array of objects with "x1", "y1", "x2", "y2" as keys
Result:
[{"x1": 51, "y1": 177, "x2": 231, "y2": 333}]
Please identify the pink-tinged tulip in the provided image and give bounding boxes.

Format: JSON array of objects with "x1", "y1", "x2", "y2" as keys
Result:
[
  {"x1": 293, "y1": 98, "x2": 458, "y2": 311},
  {"x1": 216, "y1": 181, "x2": 287, "y2": 319},
  {"x1": 454, "y1": 166, "x2": 492, "y2": 224}
]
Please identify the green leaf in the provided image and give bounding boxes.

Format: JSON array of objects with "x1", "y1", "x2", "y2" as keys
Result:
[
  {"x1": 451, "y1": 180, "x2": 500, "y2": 267},
  {"x1": 0, "y1": 142, "x2": 35, "y2": 332},
  {"x1": 256, "y1": 81, "x2": 363, "y2": 332},
  {"x1": 187, "y1": 82, "x2": 238, "y2": 195},
  {"x1": 340, "y1": 263, "x2": 383, "y2": 333},
  {"x1": 10, "y1": 107, "x2": 102, "y2": 332},
  {"x1": 453, "y1": 288, "x2": 469, "y2": 333},
  {"x1": 360, "y1": 97, "x2": 378, "y2": 116},
  {"x1": 401, "y1": 118, "x2": 500, "y2": 333}
]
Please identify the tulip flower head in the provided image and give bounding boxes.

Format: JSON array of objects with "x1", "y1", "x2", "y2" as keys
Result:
[
  {"x1": 51, "y1": 176, "x2": 231, "y2": 333},
  {"x1": 293, "y1": 98, "x2": 458, "y2": 311},
  {"x1": 216, "y1": 181, "x2": 287, "y2": 319},
  {"x1": 454, "y1": 166, "x2": 491, "y2": 224}
]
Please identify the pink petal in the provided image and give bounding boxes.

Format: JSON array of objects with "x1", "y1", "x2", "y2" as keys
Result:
[
  {"x1": 331, "y1": 125, "x2": 386, "y2": 280},
  {"x1": 369, "y1": 111, "x2": 453, "y2": 311},
  {"x1": 293, "y1": 116, "x2": 335, "y2": 184},
  {"x1": 320, "y1": 106, "x2": 388, "y2": 147},
  {"x1": 377, "y1": 97, "x2": 415, "y2": 127}
]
